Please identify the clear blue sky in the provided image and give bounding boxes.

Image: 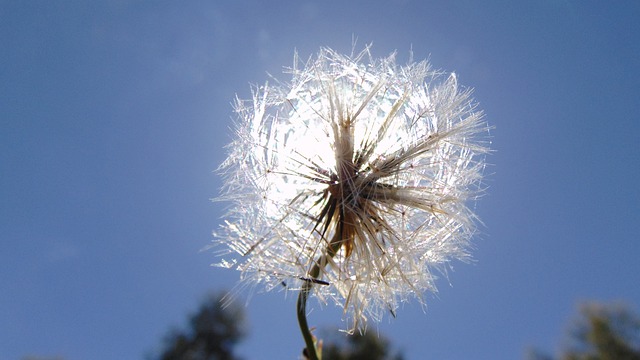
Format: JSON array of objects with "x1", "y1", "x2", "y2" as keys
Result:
[{"x1": 2, "y1": 1, "x2": 639, "y2": 359}]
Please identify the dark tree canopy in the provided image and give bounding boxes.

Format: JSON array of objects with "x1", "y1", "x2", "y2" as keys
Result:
[
  {"x1": 564, "y1": 302, "x2": 640, "y2": 360},
  {"x1": 155, "y1": 293, "x2": 246, "y2": 360},
  {"x1": 152, "y1": 291, "x2": 406, "y2": 360},
  {"x1": 320, "y1": 330, "x2": 404, "y2": 360},
  {"x1": 529, "y1": 302, "x2": 640, "y2": 360}
]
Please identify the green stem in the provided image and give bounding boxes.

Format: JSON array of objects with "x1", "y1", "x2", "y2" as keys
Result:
[
  {"x1": 297, "y1": 231, "x2": 344, "y2": 360},
  {"x1": 297, "y1": 280, "x2": 318, "y2": 360}
]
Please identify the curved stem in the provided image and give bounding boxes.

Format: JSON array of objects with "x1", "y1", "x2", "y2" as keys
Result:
[
  {"x1": 297, "y1": 280, "x2": 318, "y2": 360},
  {"x1": 297, "y1": 231, "x2": 345, "y2": 360}
]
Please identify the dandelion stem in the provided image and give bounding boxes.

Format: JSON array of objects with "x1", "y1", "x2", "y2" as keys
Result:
[
  {"x1": 297, "y1": 281, "x2": 318, "y2": 360},
  {"x1": 297, "y1": 230, "x2": 345, "y2": 360}
]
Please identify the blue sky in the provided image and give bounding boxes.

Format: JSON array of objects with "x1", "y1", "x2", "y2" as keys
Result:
[{"x1": 1, "y1": 1, "x2": 639, "y2": 359}]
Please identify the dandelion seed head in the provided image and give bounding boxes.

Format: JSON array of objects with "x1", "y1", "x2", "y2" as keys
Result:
[{"x1": 213, "y1": 45, "x2": 490, "y2": 331}]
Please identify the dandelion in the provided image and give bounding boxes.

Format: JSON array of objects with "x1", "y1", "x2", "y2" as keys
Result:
[{"x1": 213, "y1": 45, "x2": 490, "y2": 359}]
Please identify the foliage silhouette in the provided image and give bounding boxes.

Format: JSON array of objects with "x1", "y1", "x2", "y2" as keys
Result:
[
  {"x1": 320, "y1": 330, "x2": 404, "y2": 360},
  {"x1": 529, "y1": 302, "x2": 640, "y2": 360},
  {"x1": 153, "y1": 292, "x2": 405, "y2": 359},
  {"x1": 155, "y1": 293, "x2": 246, "y2": 360}
]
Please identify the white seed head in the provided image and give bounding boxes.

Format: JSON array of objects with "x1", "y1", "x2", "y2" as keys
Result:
[{"x1": 213, "y1": 46, "x2": 490, "y2": 331}]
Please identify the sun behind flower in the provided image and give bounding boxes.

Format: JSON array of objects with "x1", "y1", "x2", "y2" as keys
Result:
[{"x1": 214, "y1": 45, "x2": 490, "y2": 332}]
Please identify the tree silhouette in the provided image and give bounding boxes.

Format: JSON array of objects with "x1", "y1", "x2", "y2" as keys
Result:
[
  {"x1": 320, "y1": 330, "x2": 404, "y2": 360},
  {"x1": 529, "y1": 302, "x2": 640, "y2": 360},
  {"x1": 564, "y1": 302, "x2": 640, "y2": 360},
  {"x1": 155, "y1": 293, "x2": 246, "y2": 360},
  {"x1": 153, "y1": 292, "x2": 405, "y2": 359}
]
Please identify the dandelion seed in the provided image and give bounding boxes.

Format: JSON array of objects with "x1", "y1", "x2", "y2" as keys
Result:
[{"x1": 213, "y1": 45, "x2": 490, "y2": 340}]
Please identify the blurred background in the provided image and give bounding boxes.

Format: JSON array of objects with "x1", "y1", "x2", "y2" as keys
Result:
[{"x1": 1, "y1": 1, "x2": 639, "y2": 359}]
